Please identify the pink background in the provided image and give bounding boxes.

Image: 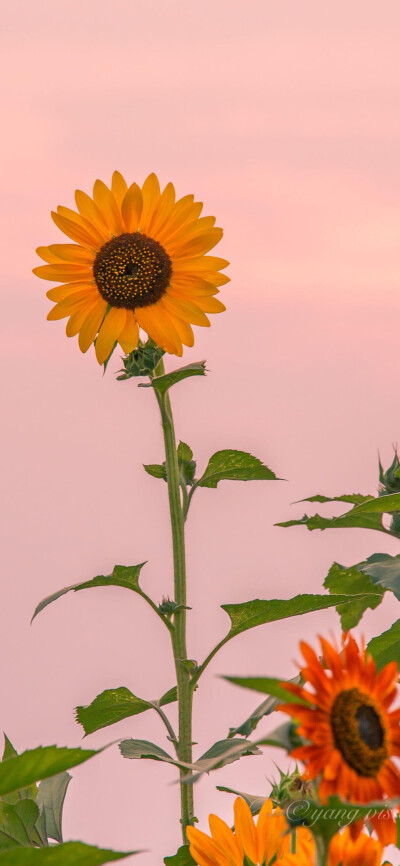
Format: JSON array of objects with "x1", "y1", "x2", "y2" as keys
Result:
[{"x1": 2, "y1": 1, "x2": 400, "y2": 862}]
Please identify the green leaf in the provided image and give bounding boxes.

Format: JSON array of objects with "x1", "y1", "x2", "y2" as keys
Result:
[
  {"x1": 177, "y1": 442, "x2": 193, "y2": 462},
  {"x1": 36, "y1": 774, "x2": 71, "y2": 843},
  {"x1": 164, "y1": 846, "x2": 195, "y2": 865},
  {"x1": 223, "y1": 676, "x2": 307, "y2": 705},
  {"x1": 76, "y1": 686, "x2": 177, "y2": 736},
  {"x1": 0, "y1": 800, "x2": 39, "y2": 849},
  {"x1": 0, "y1": 747, "x2": 99, "y2": 798},
  {"x1": 277, "y1": 511, "x2": 387, "y2": 534},
  {"x1": 359, "y1": 553, "x2": 400, "y2": 600},
  {"x1": 227, "y1": 677, "x2": 301, "y2": 738},
  {"x1": 324, "y1": 562, "x2": 384, "y2": 629},
  {"x1": 143, "y1": 464, "x2": 166, "y2": 480},
  {"x1": 257, "y1": 721, "x2": 301, "y2": 751},
  {"x1": 368, "y1": 620, "x2": 400, "y2": 669},
  {"x1": 32, "y1": 564, "x2": 146, "y2": 621},
  {"x1": 222, "y1": 593, "x2": 369, "y2": 638},
  {"x1": 1, "y1": 740, "x2": 17, "y2": 763},
  {"x1": 351, "y1": 493, "x2": 400, "y2": 514},
  {"x1": 297, "y1": 494, "x2": 371, "y2": 505},
  {"x1": 216, "y1": 786, "x2": 266, "y2": 816},
  {"x1": 1, "y1": 737, "x2": 37, "y2": 806},
  {"x1": 197, "y1": 450, "x2": 277, "y2": 488},
  {"x1": 0, "y1": 843, "x2": 137, "y2": 864},
  {"x1": 119, "y1": 737, "x2": 260, "y2": 779},
  {"x1": 140, "y1": 361, "x2": 206, "y2": 396}
]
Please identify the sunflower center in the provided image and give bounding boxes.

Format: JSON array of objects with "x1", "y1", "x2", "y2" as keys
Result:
[
  {"x1": 330, "y1": 688, "x2": 387, "y2": 777},
  {"x1": 93, "y1": 232, "x2": 172, "y2": 310}
]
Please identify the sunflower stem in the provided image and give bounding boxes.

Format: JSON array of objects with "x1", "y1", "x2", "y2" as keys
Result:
[
  {"x1": 153, "y1": 357, "x2": 194, "y2": 842},
  {"x1": 315, "y1": 836, "x2": 328, "y2": 866}
]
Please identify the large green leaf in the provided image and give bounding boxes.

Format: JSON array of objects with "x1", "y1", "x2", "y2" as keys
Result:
[
  {"x1": 223, "y1": 676, "x2": 307, "y2": 705},
  {"x1": 257, "y1": 722, "x2": 301, "y2": 751},
  {"x1": 0, "y1": 843, "x2": 136, "y2": 864},
  {"x1": 0, "y1": 800, "x2": 40, "y2": 849},
  {"x1": 139, "y1": 361, "x2": 206, "y2": 396},
  {"x1": 32, "y1": 564, "x2": 152, "y2": 622},
  {"x1": 119, "y1": 737, "x2": 260, "y2": 779},
  {"x1": 194, "y1": 593, "x2": 375, "y2": 683},
  {"x1": 76, "y1": 686, "x2": 177, "y2": 736},
  {"x1": 36, "y1": 774, "x2": 71, "y2": 844},
  {"x1": 324, "y1": 562, "x2": 384, "y2": 629},
  {"x1": 164, "y1": 846, "x2": 195, "y2": 865},
  {"x1": 359, "y1": 553, "x2": 400, "y2": 599},
  {"x1": 222, "y1": 593, "x2": 369, "y2": 638},
  {"x1": 0, "y1": 747, "x2": 99, "y2": 798},
  {"x1": 277, "y1": 511, "x2": 387, "y2": 534},
  {"x1": 227, "y1": 676, "x2": 302, "y2": 739},
  {"x1": 368, "y1": 620, "x2": 400, "y2": 669},
  {"x1": 197, "y1": 450, "x2": 277, "y2": 488},
  {"x1": 1, "y1": 738, "x2": 37, "y2": 806}
]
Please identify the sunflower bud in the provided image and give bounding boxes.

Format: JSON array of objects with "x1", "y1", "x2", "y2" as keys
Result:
[
  {"x1": 378, "y1": 449, "x2": 400, "y2": 533},
  {"x1": 270, "y1": 766, "x2": 316, "y2": 811},
  {"x1": 117, "y1": 339, "x2": 165, "y2": 379}
]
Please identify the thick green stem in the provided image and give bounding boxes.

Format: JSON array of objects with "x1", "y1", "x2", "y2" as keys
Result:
[
  {"x1": 153, "y1": 359, "x2": 194, "y2": 841},
  {"x1": 315, "y1": 836, "x2": 328, "y2": 866}
]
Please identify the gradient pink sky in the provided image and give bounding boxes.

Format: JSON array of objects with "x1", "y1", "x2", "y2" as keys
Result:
[{"x1": 3, "y1": 1, "x2": 400, "y2": 862}]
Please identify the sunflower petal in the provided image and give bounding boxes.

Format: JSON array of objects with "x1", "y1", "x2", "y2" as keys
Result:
[
  {"x1": 139, "y1": 173, "x2": 161, "y2": 234},
  {"x1": 95, "y1": 307, "x2": 127, "y2": 364},
  {"x1": 51, "y1": 211, "x2": 101, "y2": 250},
  {"x1": 33, "y1": 263, "x2": 92, "y2": 282},
  {"x1": 75, "y1": 189, "x2": 111, "y2": 238},
  {"x1": 78, "y1": 300, "x2": 108, "y2": 353},
  {"x1": 118, "y1": 311, "x2": 139, "y2": 354},
  {"x1": 121, "y1": 183, "x2": 143, "y2": 232},
  {"x1": 111, "y1": 171, "x2": 128, "y2": 207}
]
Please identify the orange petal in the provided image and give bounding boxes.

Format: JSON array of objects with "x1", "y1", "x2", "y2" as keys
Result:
[
  {"x1": 93, "y1": 179, "x2": 124, "y2": 235},
  {"x1": 233, "y1": 798, "x2": 258, "y2": 865},
  {"x1": 111, "y1": 171, "x2": 128, "y2": 207},
  {"x1": 33, "y1": 263, "x2": 92, "y2": 282},
  {"x1": 118, "y1": 311, "x2": 139, "y2": 354},
  {"x1": 51, "y1": 211, "x2": 102, "y2": 250},
  {"x1": 162, "y1": 294, "x2": 210, "y2": 327},
  {"x1": 121, "y1": 183, "x2": 143, "y2": 232},
  {"x1": 135, "y1": 303, "x2": 182, "y2": 356},
  {"x1": 139, "y1": 173, "x2": 161, "y2": 234},
  {"x1": 95, "y1": 307, "x2": 127, "y2": 364},
  {"x1": 37, "y1": 244, "x2": 94, "y2": 265},
  {"x1": 75, "y1": 189, "x2": 111, "y2": 238},
  {"x1": 78, "y1": 300, "x2": 107, "y2": 353}
]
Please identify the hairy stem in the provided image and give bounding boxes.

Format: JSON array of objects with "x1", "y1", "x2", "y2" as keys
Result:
[{"x1": 153, "y1": 358, "x2": 194, "y2": 841}]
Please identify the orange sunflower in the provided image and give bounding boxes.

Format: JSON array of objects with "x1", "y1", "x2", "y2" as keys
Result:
[
  {"x1": 277, "y1": 634, "x2": 400, "y2": 845},
  {"x1": 186, "y1": 797, "x2": 314, "y2": 866},
  {"x1": 33, "y1": 172, "x2": 228, "y2": 364}
]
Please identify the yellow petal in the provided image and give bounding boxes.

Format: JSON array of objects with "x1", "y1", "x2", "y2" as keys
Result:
[
  {"x1": 156, "y1": 200, "x2": 203, "y2": 245},
  {"x1": 51, "y1": 211, "x2": 101, "y2": 250},
  {"x1": 211, "y1": 272, "x2": 230, "y2": 287},
  {"x1": 139, "y1": 173, "x2": 161, "y2": 234},
  {"x1": 167, "y1": 227, "x2": 223, "y2": 259},
  {"x1": 172, "y1": 255, "x2": 229, "y2": 273},
  {"x1": 121, "y1": 183, "x2": 143, "y2": 232},
  {"x1": 93, "y1": 179, "x2": 124, "y2": 235},
  {"x1": 208, "y1": 814, "x2": 241, "y2": 864},
  {"x1": 192, "y1": 296, "x2": 226, "y2": 314},
  {"x1": 118, "y1": 311, "x2": 139, "y2": 354},
  {"x1": 111, "y1": 171, "x2": 128, "y2": 207},
  {"x1": 169, "y1": 277, "x2": 219, "y2": 297},
  {"x1": 37, "y1": 244, "x2": 94, "y2": 265},
  {"x1": 47, "y1": 288, "x2": 98, "y2": 320},
  {"x1": 78, "y1": 300, "x2": 107, "y2": 353},
  {"x1": 66, "y1": 300, "x2": 98, "y2": 337},
  {"x1": 33, "y1": 263, "x2": 92, "y2": 282},
  {"x1": 95, "y1": 307, "x2": 127, "y2": 364},
  {"x1": 233, "y1": 799, "x2": 258, "y2": 864},
  {"x1": 135, "y1": 304, "x2": 182, "y2": 356},
  {"x1": 46, "y1": 281, "x2": 96, "y2": 302},
  {"x1": 75, "y1": 190, "x2": 111, "y2": 238},
  {"x1": 162, "y1": 294, "x2": 210, "y2": 327},
  {"x1": 147, "y1": 182, "x2": 176, "y2": 238},
  {"x1": 158, "y1": 301, "x2": 194, "y2": 347},
  {"x1": 186, "y1": 828, "x2": 233, "y2": 866}
]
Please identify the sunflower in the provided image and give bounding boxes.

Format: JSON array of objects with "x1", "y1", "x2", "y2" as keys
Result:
[
  {"x1": 33, "y1": 172, "x2": 228, "y2": 364},
  {"x1": 327, "y1": 827, "x2": 383, "y2": 866},
  {"x1": 186, "y1": 797, "x2": 313, "y2": 866},
  {"x1": 277, "y1": 634, "x2": 400, "y2": 844}
]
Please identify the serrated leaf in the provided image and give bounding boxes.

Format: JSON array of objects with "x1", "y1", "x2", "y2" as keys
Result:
[
  {"x1": 164, "y1": 845, "x2": 195, "y2": 865},
  {"x1": 223, "y1": 676, "x2": 307, "y2": 705},
  {"x1": 351, "y1": 493, "x2": 400, "y2": 514},
  {"x1": 2, "y1": 739, "x2": 17, "y2": 763},
  {"x1": 298, "y1": 494, "x2": 371, "y2": 505},
  {"x1": 0, "y1": 747, "x2": 99, "y2": 798},
  {"x1": 359, "y1": 553, "x2": 400, "y2": 600},
  {"x1": 257, "y1": 721, "x2": 300, "y2": 751},
  {"x1": 32, "y1": 564, "x2": 146, "y2": 621},
  {"x1": 0, "y1": 842, "x2": 137, "y2": 864},
  {"x1": 76, "y1": 685, "x2": 177, "y2": 736},
  {"x1": 0, "y1": 800, "x2": 39, "y2": 849},
  {"x1": 277, "y1": 511, "x2": 387, "y2": 534},
  {"x1": 216, "y1": 786, "x2": 266, "y2": 816},
  {"x1": 139, "y1": 361, "x2": 206, "y2": 396},
  {"x1": 143, "y1": 463, "x2": 166, "y2": 480},
  {"x1": 197, "y1": 450, "x2": 277, "y2": 488},
  {"x1": 222, "y1": 593, "x2": 369, "y2": 638},
  {"x1": 368, "y1": 620, "x2": 400, "y2": 669},
  {"x1": 119, "y1": 737, "x2": 260, "y2": 779},
  {"x1": 37, "y1": 774, "x2": 71, "y2": 843},
  {"x1": 324, "y1": 562, "x2": 384, "y2": 629},
  {"x1": 228, "y1": 694, "x2": 280, "y2": 738}
]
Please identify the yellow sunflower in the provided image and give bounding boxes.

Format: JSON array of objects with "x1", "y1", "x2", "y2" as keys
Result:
[
  {"x1": 277, "y1": 634, "x2": 400, "y2": 845},
  {"x1": 33, "y1": 172, "x2": 228, "y2": 364},
  {"x1": 186, "y1": 797, "x2": 313, "y2": 866}
]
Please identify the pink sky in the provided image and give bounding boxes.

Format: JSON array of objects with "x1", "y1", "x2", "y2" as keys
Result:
[{"x1": 2, "y1": 1, "x2": 400, "y2": 862}]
